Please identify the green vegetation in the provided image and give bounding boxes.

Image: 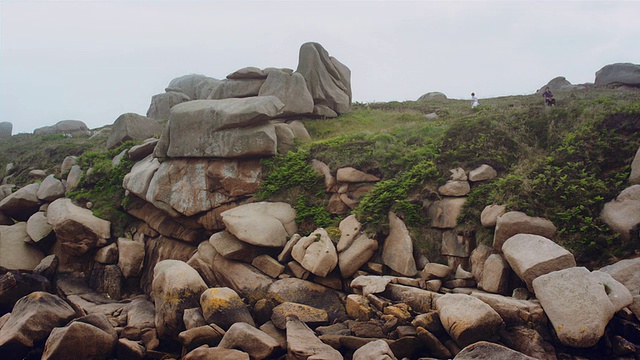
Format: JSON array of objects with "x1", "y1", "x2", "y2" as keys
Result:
[
  {"x1": 66, "y1": 140, "x2": 140, "y2": 236},
  {"x1": 2, "y1": 88, "x2": 639, "y2": 267}
]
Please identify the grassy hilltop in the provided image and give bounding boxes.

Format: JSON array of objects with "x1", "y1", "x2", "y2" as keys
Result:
[{"x1": 2, "y1": 88, "x2": 640, "y2": 267}]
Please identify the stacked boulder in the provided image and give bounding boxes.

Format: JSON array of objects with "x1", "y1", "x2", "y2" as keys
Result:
[{"x1": 147, "y1": 42, "x2": 351, "y2": 122}]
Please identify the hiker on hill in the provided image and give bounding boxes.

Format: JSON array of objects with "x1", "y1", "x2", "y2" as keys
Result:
[
  {"x1": 543, "y1": 87, "x2": 556, "y2": 106},
  {"x1": 471, "y1": 93, "x2": 479, "y2": 108}
]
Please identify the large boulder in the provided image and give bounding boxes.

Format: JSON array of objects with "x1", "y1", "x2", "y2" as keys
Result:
[
  {"x1": 493, "y1": 211, "x2": 556, "y2": 249},
  {"x1": 532, "y1": 267, "x2": 632, "y2": 347},
  {"x1": 382, "y1": 212, "x2": 417, "y2": 276},
  {"x1": 218, "y1": 322, "x2": 280, "y2": 360},
  {"x1": 0, "y1": 122, "x2": 12, "y2": 138},
  {"x1": 210, "y1": 254, "x2": 274, "y2": 305},
  {"x1": 146, "y1": 158, "x2": 233, "y2": 217},
  {"x1": 34, "y1": 120, "x2": 90, "y2": 136},
  {"x1": 106, "y1": 113, "x2": 163, "y2": 149},
  {"x1": 435, "y1": 293, "x2": 504, "y2": 348},
  {"x1": 122, "y1": 154, "x2": 161, "y2": 201},
  {"x1": 47, "y1": 198, "x2": 111, "y2": 256},
  {"x1": 296, "y1": 42, "x2": 351, "y2": 117},
  {"x1": 221, "y1": 202, "x2": 297, "y2": 247},
  {"x1": 42, "y1": 314, "x2": 117, "y2": 360},
  {"x1": 167, "y1": 74, "x2": 210, "y2": 100},
  {"x1": 599, "y1": 257, "x2": 640, "y2": 295},
  {"x1": 0, "y1": 222, "x2": 46, "y2": 270},
  {"x1": 36, "y1": 174, "x2": 66, "y2": 202},
  {"x1": 266, "y1": 278, "x2": 346, "y2": 322},
  {"x1": 595, "y1": 62, "x2": 640, "y2": 87},
  {"x1": 146, "y1": 91, "x2": 190, "y2": 121},
  {"x1": 338, "y1": 233, "x2": 378, "y2": 278},
  {"x1": 0, "y1": 292, "x2": 76, "y2": 360},
  {"x1": 200, "y1": 287, "x2": 255, "y2": 330},
  {"x1": 502, "y1": 233, "x2": 576, "y2": 291},
  {"x1": 259, "y1": 69, "x2": 314, "y2": 116},
  {"x1": 0, "y1": 183, "x2": 41, "y2": 221},
  {"x1": 152, "y1": 260, "x2": 208, "y2": 341},
  {"x1": 292, "y1": 228, "x2": 338, "y2": 277},
  {"x1": 155, "y1": 97, "x2": 284, "y2": 158},
  {"x1": 601, "y1": 185, "x2": 640, "y2": 240}
]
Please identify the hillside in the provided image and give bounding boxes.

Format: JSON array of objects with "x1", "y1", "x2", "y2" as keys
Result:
[{"x1": 2, "y1": 88, "x2": 640, "y2": 267}]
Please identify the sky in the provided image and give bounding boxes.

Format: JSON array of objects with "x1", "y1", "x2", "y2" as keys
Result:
[{"x1": 1, "y1": 1, "x2": 638, "y2": 134}]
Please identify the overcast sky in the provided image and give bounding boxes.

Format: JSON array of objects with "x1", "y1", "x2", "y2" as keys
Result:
[{"x1": 1, "y1": 1, "x2": 638, "y2": 134}]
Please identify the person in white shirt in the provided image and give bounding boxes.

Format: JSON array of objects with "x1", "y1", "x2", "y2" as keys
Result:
[{"x1": 471, "y1": 92, "x2": 479, "y2": 108}]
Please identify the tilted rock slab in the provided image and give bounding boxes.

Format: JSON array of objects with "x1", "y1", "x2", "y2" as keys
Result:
[
  {"x1": 267, "y1": 278, "x2": 346, "y2": 323},
  {"x1": 532, "y1": 266, "x2": 632, "y2": 348},
  {"x1": 502, "y1": 233, "x2": 576, "y2": 291},
  {"x1": 221, "y1": 201, "x2": 297, "y2": 247},
  {"x1": 292, "y1": 228, "x2": 338, "y2": 277},
  {"x1": 296, "y1": 42, "x2": 351, "y2": 117},
  {"x1": 338, "y1": 233, "x2": 378, "y2": 278},
  {"x1": 382, "y1": 212, "x2": 417, "y2": 276},
  {"x1": 601, "y1": 185, "x2": 640, "y2": 240},
  {"x1": 493, "y1": 211, "x2": 557, "y2": 249},
  {"x1": 0, "y1": 222, "x2": 45, "y2": 270},
  {"x1": 122, "y1": 154, "x2": 160, "y2": 201},
  {"x1": 435, "y1": 293, "x2": 504, "y2": 348},
  {"x1": 156, "y1": 96, "x2": 284, "y2": 158},
  {"x1": 152, "y1": 260, "x2": 208, "y2": 341},
  {"x1": 211, "y1": 253, "x2": 274, "y2": 305},
  {"x1": 218, "y1": 322, "x2": 280, "y2": 360},
  {"x1": 352, "y1": 339, "x2": 397, "y2": 360},
  {"x1": 47, "y1": 198, "x2": 111, "y2": 256}
]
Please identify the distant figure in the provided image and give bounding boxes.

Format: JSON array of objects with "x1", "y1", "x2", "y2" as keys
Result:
[
  {"x1": 542, "y1": 87, "x2": 556, "y2": 106},
  {"x1": 471, "y1": 92, "x2": 479, "y2": 108}
]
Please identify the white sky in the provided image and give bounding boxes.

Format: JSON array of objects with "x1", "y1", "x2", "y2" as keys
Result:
[{"x1": 1, "y1": 0, "x2": 638, "y2": 134}]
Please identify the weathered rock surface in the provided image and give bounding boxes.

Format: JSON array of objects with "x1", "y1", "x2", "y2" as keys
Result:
[
  {"x1": 285, "y1": 316, "x2": 343, "y2": 360},
  {"x1": 221, "y1": 202, "x2": 296, "y2": 247},
  {"x1": 292, "y1": 228, "x2": 338, "y2": 277},
  {"x1": 152, "y1": 260, "x2": 208, "y2": 341},
  {"x1": 0, "y1": 122, "x2": 12, "y2": 138},
  {"x1": 417, "y1": 92, "x2": 447, "y2": 101},
  {"x1": 47, "y1": 198, "x2": 111, "y2": 256},
  {"x1": 435, "y1": 293, "x2": 504, "y2": 347},
  {"x1": 200, "y1": 287, "x2": 255, "y2": 330},
  {"x1": 42, "y1": 314, "x2": 117, "y2": 360},
  {"x1": 157, "y1": 97, "x2": 284, "y2": 158},
  {"x1": 0, "y1": 292, "x2": 76, "y2": 360},
  {"x1": 296, "y1": 42, "x2": 351, "y2": 117},
  {"x1": 454, "y1": 341, "x2": 537, "y2": 359},
  {"x1": 493, "y1": 211, "x2": 557, "y2": 249},
  {"x1": 0, "y1": 222, "x2": 46, "y2": 270},
  {"x1": 259, "y1": 70, "x2": 314, "y2": 116},
  {"x1": 0, "y1": 183, "x2": 41, "y2": 221},
  {"x1": 146, "y1": 91, "x2": 190, "y2": 121},
  {"x1": 532, "y1": 266, "x2": 631, "y2": 347},
  {"x1": 502, "y1": 233, "x2": 576, "y2": 291},
  {"x1": 382, "y1": 212, "x2": 417, "y2": 276},
  {"x1": 36, "y1": 175, "x2": 65, "y2": 202},
  {"x1": 218, "y1": 322, "x2": 280, "y2": 360}
]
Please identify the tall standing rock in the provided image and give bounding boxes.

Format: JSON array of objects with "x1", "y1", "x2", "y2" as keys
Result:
[
  {"x1": 296, "y1": 42, "x2": 352, "y2": 117},
  {"x1": 382, "y1": 212, "x2": 417, "y2": 276}
]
